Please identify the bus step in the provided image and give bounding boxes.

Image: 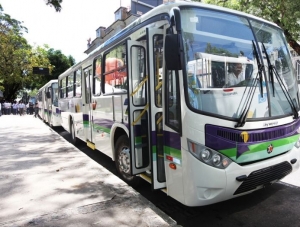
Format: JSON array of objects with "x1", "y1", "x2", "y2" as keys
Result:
[
  {"x1": 140, "y1": 173, "x2": 152, "y2": 183},
  {"x1": 87, "y1": 140, "x2": 95, "y2": 150}
]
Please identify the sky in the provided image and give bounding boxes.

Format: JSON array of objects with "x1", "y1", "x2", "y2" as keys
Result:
[{"x1": 1, "y1": 0, "x2": 131, "y2": 63}]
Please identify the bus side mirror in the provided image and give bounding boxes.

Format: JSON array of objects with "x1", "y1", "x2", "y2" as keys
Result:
[
  {"x1": 165, "y1": 34, "x2": 183, "y2": 70},
  {"x1": 46, "y1": 91, "x2": 51, "y2": 99}
]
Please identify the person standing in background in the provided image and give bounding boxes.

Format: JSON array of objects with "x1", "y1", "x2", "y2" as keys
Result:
[
  {"x1": 18, "y1": 101, "x2": 25, "y2": 116},
  {"x1": 4, "y1": 100, "x2": 9, "y2": 115},
  {"x1": 34, "y1": 102, "x2": 39, "y2": 118},
  {"x1": 7, "y1": 101, "x2": 11, "y2": 115},
  {"x1": 26, "y1": 102, "x2": 29, "y2": 114},
  {"x1": 12, "y1": 101, "x2": 18, "y2": 115},
  {"x1": 1, "y1": 101, "x2": 4, "y2": 115},
  {"x1": 29, "y1": 102, "x2": 34, "y2": 115}
]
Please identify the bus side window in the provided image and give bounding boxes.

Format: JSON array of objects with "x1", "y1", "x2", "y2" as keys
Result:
[
  {"x1": 93, "y1": 56, "x2": 102, "y2": 96},
  {"x1": 103, "y1": 43, "x2": 127, "y2": 94},
  {"x1": 166, "y1": 70, "x2": 181, "y2": 133}
]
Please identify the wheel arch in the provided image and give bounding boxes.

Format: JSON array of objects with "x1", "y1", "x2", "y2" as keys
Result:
[{"x1": 110, "y1": 124, "x2": 129, "y2": 161}]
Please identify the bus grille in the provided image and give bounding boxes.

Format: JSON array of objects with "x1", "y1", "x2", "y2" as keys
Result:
[
  {"x1": 234, "y1": 161, "x2": 292, "y2": 195},
  {"x1": 217, "y1": 126, "x2": 293, "y2": 142}
]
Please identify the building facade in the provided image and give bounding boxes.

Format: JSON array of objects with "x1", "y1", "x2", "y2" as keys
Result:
[{"x1": 84, "y1": 0, "x2": 164, "y2": 55}]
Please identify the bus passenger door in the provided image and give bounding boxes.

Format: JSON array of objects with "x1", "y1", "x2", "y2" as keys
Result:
[
  {"x1": 147, "y1": 28, "x2": 166, "y2": 190},
  {"x1": 46, "y1": 86, "x2": 52, "y2": 124},
  {"x1": 127, "y1": 40, "x2": 151, "y2": 175},
  {"x1": 83, "y1": 67, "x2": 94, "y2": 147}
]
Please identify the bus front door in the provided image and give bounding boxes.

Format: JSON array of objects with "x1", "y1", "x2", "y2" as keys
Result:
[
  {"x1": 127, "y1": 28, "x2": 167, "y2": 190},
  {"x1": 127, "y1": 40, "x2": 151, "y2": 175},
  {"x1": 83, "y1": 67, "x2": 94, "y2": 149}
]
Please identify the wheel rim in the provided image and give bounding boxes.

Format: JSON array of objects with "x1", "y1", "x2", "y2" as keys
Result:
[{"x1": 118, "y1": 147, "x2": 130, "y2": 174}]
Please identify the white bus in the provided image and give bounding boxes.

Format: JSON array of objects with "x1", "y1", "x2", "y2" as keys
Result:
[
  {"x1": 58, "y1": 1, "x2": 300, "y2": 206},
  {"x1": 37, "y1": 80, "x2": 60, "y2": 127}
]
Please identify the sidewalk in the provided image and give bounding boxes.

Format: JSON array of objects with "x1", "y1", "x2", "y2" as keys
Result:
[{"x1": 0, "y1": 114, "x2": 178, "y2": 227}]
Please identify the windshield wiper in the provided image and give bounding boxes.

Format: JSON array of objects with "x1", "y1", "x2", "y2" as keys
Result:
[
  {"x1": 235, "y1": 74, "x2": 259, "y2": 128},
  {"x1": 261, "y1": 43, "x2": 275, "y2": 97},
  {"x1": 252, "y1": 41, "x2": 264, "y2": 97},
  {"x1": 261, "y1": 43, "x2": 299, "y2": 119},
  {"x1": 235, "y1": 42, "x2": 264, "y2": 128}
]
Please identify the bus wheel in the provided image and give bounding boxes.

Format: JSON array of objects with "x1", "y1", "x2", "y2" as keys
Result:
[
  {"x1": 70, "y1": 120, "x2": 78, "y2": 145},
  {"x1": 115, "y1": 135, "x2": 140, "y2": 187}
]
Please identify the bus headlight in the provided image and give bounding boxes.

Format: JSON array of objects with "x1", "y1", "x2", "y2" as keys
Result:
[
  {"x1": 187, "y1": 139, "x2": 232, "y2": 169},
  {"x1": 201, "y1": 149, "x2": 211, "y2": 161},
  {"x1": 212, "y1": 154, "x2": 221, "y2": 166}
]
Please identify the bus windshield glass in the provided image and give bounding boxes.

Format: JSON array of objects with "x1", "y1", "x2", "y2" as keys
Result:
[{"x1": 180, "y1": 7, "x2": 299, "y2": 120}]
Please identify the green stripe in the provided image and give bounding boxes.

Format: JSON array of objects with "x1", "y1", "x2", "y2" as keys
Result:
[
  {"x1": 164, "y1": 146, "x2": 182, "y2": 159},
  {"x1": 134, "y1": 136, "x2": 142, "y2": 144},
  {"x1": 219, "y1": 134, "x2": 299, "y2": 163},
  {"x1": 93, "y1": 124, "x2": 111, "y2": 134},
  {"x1": 152, "y1": 146, "x2": 157, "y2": 161}
]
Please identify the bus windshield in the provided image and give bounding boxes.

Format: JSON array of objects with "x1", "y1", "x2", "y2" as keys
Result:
[{"x1": 181, "y1": 7, "x2": 299, "y2": 120}]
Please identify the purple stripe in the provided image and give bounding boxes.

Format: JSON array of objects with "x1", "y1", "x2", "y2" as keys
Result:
[
  {"x1": 93, "y1": 119, "x2": 114, "y2": 129},
  {"x1": 205, "y1": 119, "x2": 300, "y2": 154},
  {"x1": 164, "y1": 131, "x2": 181, "y2": 150},
  {"x1": 83, "y1": 114, "x2": 89, "y2": 121}
]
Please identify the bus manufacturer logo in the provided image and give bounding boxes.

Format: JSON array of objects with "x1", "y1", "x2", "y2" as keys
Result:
[
  {"x1": 240, "y1": 131, "x2": 249, "y2": 143},
  {"x1": 267, "y1": 144, "x2": 274, "y2": 154}
]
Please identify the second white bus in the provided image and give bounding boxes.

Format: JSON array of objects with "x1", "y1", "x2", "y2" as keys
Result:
[{"x1": 37, "y1": 80, "x2": 60, "y2": 127}]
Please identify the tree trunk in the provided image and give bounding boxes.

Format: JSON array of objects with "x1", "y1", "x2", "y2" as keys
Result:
[{"x1": 288, "y1": 39, "x2": 300, "y2": 56}]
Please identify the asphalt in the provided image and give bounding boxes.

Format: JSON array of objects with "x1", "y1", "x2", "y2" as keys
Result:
[{"x1": 0, "y1": 114, "x2": 179, "y2": 227}]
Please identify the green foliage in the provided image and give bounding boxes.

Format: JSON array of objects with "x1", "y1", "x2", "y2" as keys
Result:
[
  {"x1": 201, "y1": 0, "x2": 300, "y2": 55},
  {"x1": 47, "y1": 49, "x2": 75, "y2": 80},
  {"x1": 0, "y1": 4, "x2": 73, "y2": 101},
  {"x1": 205, "y1": 43, "x2": 238, "y2": 57},
  {"x1": 0, "y1": 6, "x2": 31, "y2": 100}
]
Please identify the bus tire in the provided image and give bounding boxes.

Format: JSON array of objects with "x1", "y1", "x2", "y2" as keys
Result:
[
  {"x1": 115, "y1": 135, "x2": 140, "y2": 187},
  {"x1": 70, "y1": 120, "x2": 78, "y2": 145}
]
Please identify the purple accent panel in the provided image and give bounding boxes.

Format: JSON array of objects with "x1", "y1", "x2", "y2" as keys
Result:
[
  {"x1": 205, "y1": 119, "x2": 300, "y2": 157},
  {"x1": 237, "y1": 143, "x2": 250, "y2": 157},
  {"x1": 134, "y1": 125, "x2": 142, "y2": 136},
  {"x1": 206, "y1": 119, "x2": 300, "y2": 143},
  {"x1": 93, "y1": 119, "x2": 114, "y2": 129},
  {"x1": 164, "y1": 131, "x2": 181, "y2": 150},
  {"x1": 206, "y1": 134, "x2": 235, "y2": 151},
  {"x1": 56, "y1": 108, "x2": 60, "y2": 114},
  {"x1": 151, "y1": 131, "x2": 157, "y2": 146},
  {"x1": 83, "y1": 114, "x2": 89, "y2": 121}
]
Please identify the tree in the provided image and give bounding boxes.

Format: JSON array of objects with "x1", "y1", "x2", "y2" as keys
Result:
[
  {"x1": 201, "y1": 0, "x2": 300, "y2": 55},
  {"x1": 0, "y1": 4, "x2": 75, "y2": 100},
  {"x1": 0, "y1": 5, "x2": 54, "y2": 100},
  {"x1": 44, "y1": 0, "x2": 63, "y2": 12},
  {"x1": 47, "y1": 49, "x2": 75, "y2": 80},
  {"x1": 0, "y1": 5, "x2": 31, "y2": 100}
]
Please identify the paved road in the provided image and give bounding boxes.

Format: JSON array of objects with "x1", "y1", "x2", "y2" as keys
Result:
[{"x1": 0, "y1": 115, "x2": 178, "y2": 227}]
